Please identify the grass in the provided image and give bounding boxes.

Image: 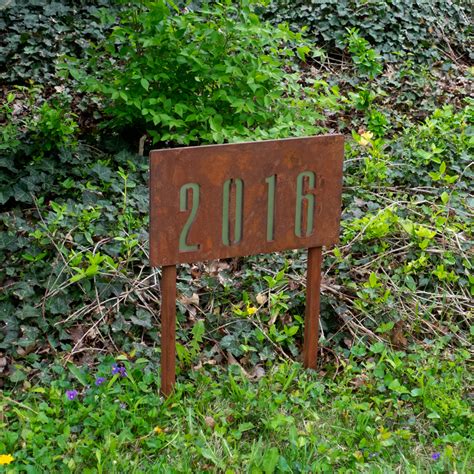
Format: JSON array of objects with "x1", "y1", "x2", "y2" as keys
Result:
[{"x1": 1, "y1": 339, "x2": 472, "y2": 472}]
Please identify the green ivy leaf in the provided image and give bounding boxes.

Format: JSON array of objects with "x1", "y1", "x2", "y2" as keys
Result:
[
  {"x1": 140, "y1": 78, "x2": 150, "y2": 91},
  {"x1": 130, "y1": 309, "x2": 152, "y2": 328}
]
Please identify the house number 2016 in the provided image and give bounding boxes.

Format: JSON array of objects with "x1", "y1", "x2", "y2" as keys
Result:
[
  {"x1": 179, "y1": 171, "x2": 317, "y2": 252},
  {"x1": 149, "y1": 135, "x2": 345, "y2": 395}
]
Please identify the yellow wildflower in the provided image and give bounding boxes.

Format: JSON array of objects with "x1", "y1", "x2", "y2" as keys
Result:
[
  {"x1": 153, "y1": 426, "x2": 164, "y2": 434},
  {"x1": 0, "y1": 454, "x2": 14, "y2": 465},
  {"x1": 359, "y1": 131, "x2": 374, "y2": 146},
  {"x1": 246, "y1": 305, "x2": 257, "y2": 315}
]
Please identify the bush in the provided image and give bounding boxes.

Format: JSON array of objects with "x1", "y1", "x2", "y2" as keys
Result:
[
  {"x1": 0, "y1": 86, "x2": 79, "y2": 205},
  {"x1": 345, "y1": 27, "x2": 382, "y2": 79},
  {"x1": 265, "y1": 0, "x2": 473, "y2": 63},
  {"x1": 65, "y1": 0, "x2": 323, "y2": 145}
]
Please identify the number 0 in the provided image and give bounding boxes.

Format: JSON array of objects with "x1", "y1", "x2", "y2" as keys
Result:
[{"x1": 222, "y1": 178, "x2": 243, "y2": 245}]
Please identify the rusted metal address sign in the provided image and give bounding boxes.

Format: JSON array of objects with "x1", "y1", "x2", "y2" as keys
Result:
[{"x1": 150, "y1": 135, "x2": 344, "y2": 395}]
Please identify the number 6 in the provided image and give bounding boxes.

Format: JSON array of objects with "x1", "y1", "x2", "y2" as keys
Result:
[{"x1": 295, "y1": 171, "x2": 316, "y2": 237}]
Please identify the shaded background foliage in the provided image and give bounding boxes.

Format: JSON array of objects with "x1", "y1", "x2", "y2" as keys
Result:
[
  {"x1": 2, "y1": 0, "x2": 471, "y2": 89},
  {"x1": 0, "y1": 0, "x2": 118, "y2": 85},
  {"x1": 265, "y1": 0, "x2": 473, "y2": 63}
]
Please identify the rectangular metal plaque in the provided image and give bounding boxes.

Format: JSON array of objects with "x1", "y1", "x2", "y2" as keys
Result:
[{"x1": 150, "y1": 135, "x2": 344, "y2": 267}]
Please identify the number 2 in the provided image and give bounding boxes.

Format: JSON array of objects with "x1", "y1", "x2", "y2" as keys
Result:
[{"x1": 179, "y1": 183, "x2": 200, "y2": 252}]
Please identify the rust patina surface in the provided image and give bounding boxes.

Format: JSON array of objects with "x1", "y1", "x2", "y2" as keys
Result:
[{"x1": 150, "y1": 135, "x2": 344, "y2": 266}]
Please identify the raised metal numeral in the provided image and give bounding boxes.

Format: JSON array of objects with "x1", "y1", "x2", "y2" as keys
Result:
[
  {"x1": 265, "y1": 175, "x2": 276, "y2": 241},
  {"x1": 295, "y1": 171, "x2": 316, "y2": 237},
  {"x1": 179, "y1": 183, "x2": 200, "y2": 252},
  {"x1": 222, "y1": 178, "x2": 243, "y2": 245}
]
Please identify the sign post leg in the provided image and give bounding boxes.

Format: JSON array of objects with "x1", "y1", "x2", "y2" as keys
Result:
[
  {"x1": 160, "y1": 264, "x2": 177, "y2": 396},
  {"x1": 303, "y1": 246, "x2": 322, "y2": 369}
]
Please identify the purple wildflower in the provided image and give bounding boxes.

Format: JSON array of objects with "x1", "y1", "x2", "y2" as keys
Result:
[
  {"x1": 120, "y1": 402, "x2": 127, "y2": 409},
  {"x1": 95, "y1": 377, "x2": 106, "y2": 386},
  {"x1": 431, "y1": 452, "x2": 441, "y2": 461},
  {"x1": 66, "y1": 390, "x2": 78, "y2": 400},
  {"x1": 112, "y1": 364, "x2": 127, "y2": 377}
]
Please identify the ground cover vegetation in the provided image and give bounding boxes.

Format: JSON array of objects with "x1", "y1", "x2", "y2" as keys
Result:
[{"x1": 0, "y1": 0, "x2": 472, "y2": 472}]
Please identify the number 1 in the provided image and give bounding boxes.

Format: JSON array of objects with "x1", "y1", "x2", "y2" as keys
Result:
[{"x1": 265, "y1": 175, "x2": 276, "y2": 241}]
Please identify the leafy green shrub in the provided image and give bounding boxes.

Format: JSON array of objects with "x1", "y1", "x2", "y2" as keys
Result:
[
  {"x1": 345, "y1": 28, "x2": 382, "y2": 79},
  {"x1": 0, "y1": 93, "x2": 22, "y2": 154},
  {"x1": 0, "y1": 0, "x2": 118, "y2": 85},
  {"x1": 0, "y1": 87, "x2": 79, "y2": 205},
  {"x1": 390, "y1": 103, "x2": 473, "y2": 188},
  {"x1": 65, "y1": 0, "x2": 323, "y2": 145},
  {"x1": 265, "y1": 0, "x2": 473, "y2": 63},
  {"x1": 33, "y1": 101, "x2": 78, "y2": 153}
]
